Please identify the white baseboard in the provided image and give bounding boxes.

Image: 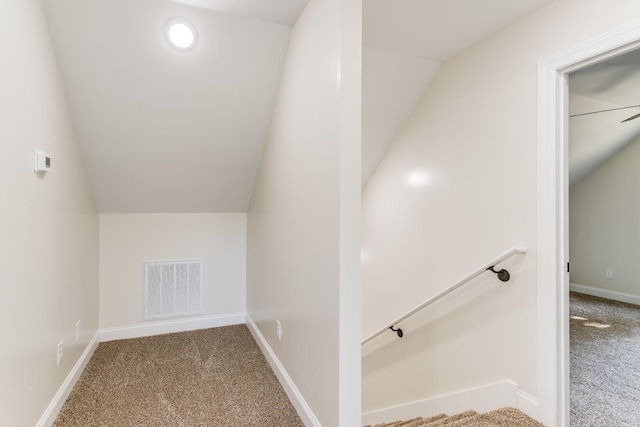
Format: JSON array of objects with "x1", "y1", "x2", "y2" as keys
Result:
[
  {"x1": 516, "y1": 388, "x2": 539, "y2": 421},
  {"x1": 100, "y1": 312, "x2": 246, "y2": 342},
  {"x1": 246, "y1": 315, "x2": 321, "y2": 427},
  {"x1": 361, "y1": 381, "x2": 538, "y2": 426},
  {"x1": 36, "y1": 331, "x2": 100, "y2": 427},
  {"x1": 570, "y1": 283, "x2": 640, "y2": 306}
]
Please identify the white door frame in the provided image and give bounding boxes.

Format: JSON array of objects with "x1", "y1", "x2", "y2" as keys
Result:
[{"x1": 537, "y1": 21, "x2": 640, "y2": 427}]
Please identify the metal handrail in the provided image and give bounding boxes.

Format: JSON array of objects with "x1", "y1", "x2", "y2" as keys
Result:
[{"x1": 361, "y1": 246, "x2": 527, "y2": 346}]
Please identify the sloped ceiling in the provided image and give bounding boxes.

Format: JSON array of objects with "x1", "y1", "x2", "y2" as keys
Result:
[
  {"x1": 363, "y1": 0, "x2": 552, "y2": 61},
  {"x1": 42, "y1": 0, "x2": 302, "y2": 212},
  {"x1": 569, "y1": 48, "x2": 640, "y2": 186},
  {"x1": 360, "y1": 0, "x2": 553, "y2": 187},
  {"x1": 171, "y1": 0, "x2": 308, "y2": 26},
  {"x1": 362, "y1": 48, "x2": 440, "y2": 187},
  {"x1": 43, "y1": 0, "x2": 556, "y2": 210}
]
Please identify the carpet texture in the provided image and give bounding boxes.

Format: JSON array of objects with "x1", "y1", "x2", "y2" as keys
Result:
[
  {"x1": 364, "y1": 407, "x2": 544, "y2": 427},
  {"x1": 53, "y1": 325, "x2": 304, "y2": 426},
  {"x1": 570, "y1": 292, "x2": 640, "y2": 426}
]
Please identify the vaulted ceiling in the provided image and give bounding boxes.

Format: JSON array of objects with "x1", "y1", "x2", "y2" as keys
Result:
[
  {"x1": 569, "y1": 48, "x2": 640, "y2": 185},
  {"x1": 43, "y1": 0, "x2": 554, "y2": 212},
  {"x1": 360, "y1": 0, "x2": 553, "y2": 187},
  {"x1": 43, "y1": 0, "x2": 302, "y2": 212}
]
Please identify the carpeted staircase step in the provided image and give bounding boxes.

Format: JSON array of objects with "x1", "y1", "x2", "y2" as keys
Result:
[
  {"x1": 385, "y1": 417, "x2": 423, "y2": 426},
  {"x1": 364, "y1": 407, "x2": 544, "y2": 427},
  {"x1": 403, "y1": 414, "x2": 448, "y2": 426},
  {"x1": 448, "y1": 407, "x2": 544, "y2": 426},
  {"x1": 371, "y1": 417, "x2": 421, "y2": 427},
  {"x1": 421, "y1": 410, "x2": 478, "y2": 426}
]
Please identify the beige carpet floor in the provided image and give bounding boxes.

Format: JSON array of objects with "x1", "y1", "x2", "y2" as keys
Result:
[
  {"x1": 570, "y1": 292, "x2": 640, "y2": 426},
  {"x1": 53, "y1": 325, "x2": 304, "y2": 426},
  {"x1": 364, "y1": 407, "x2": 544, "y2": 427}
]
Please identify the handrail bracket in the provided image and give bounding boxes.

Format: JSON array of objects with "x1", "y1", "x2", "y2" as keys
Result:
[
  {"x1": 486, "y1": 266, "x2": 510, "y2": 282},
  {"x1": 389, "y1": 326, "x2": 403, "y2": 338}
]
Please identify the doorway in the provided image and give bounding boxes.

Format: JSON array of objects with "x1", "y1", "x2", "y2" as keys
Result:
[
  {"x1": 567, "y1": 47, "x2": 640, "y2": 425},
  {"x1": 537, "y1": 24, "x2": 640, "y2": 427}
]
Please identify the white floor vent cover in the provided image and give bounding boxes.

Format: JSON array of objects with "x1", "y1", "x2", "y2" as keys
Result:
[{"x1": 144, "y1": 259, "x2": 203, "y2": 320}]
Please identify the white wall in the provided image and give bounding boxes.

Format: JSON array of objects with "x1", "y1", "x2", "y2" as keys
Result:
[
  {"x1": 570, "y1": 135, "x2": 640, "y2": 297},
  {"x1": 361, "y1": 48, "x2": 440, "y2": 187},
  {"x1": 246, "y1": 0, "x2": 361, "y2": 425},
  {"x1": 0, "y1": 0, "x2": 99, "y2": 425},
  {"x1": 361, "y1": 0, "x2": 640, "y2": 417},
  {"x1": 99, "y1": 214, "x2": 246, "y2": 330}
]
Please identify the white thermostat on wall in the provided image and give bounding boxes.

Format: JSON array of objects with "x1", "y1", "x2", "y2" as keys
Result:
[{"x1": 34, "y1": 150, "x2": 51, "y2": 174}]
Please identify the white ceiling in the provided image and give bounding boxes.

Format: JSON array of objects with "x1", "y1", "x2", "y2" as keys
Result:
[
  {"x1": 171, "y1": 0, "x2": 308, "y2": 26},
  {"x1": 43, "y1": 0, "x2": 556, "y2": 211},
  {"x1": 569, "y1": 49, "x2": 640, "y2": 185},
  {"x1": 360, "y1": 0, "x2": 553, "y2": 186},
  {"x1": 363, "y1": 0, "x2": 552, "y2": 61},
  {"x1": 362, "y1": 48, "x2": 440, "y2": 188},
  {"x1": 42, "y1": 0, "x2": 298, "y2": 212}
]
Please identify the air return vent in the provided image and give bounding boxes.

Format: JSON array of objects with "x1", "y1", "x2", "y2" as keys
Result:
[{"x1": 144, "y1": 259, "x2": 203, "y2": 320}]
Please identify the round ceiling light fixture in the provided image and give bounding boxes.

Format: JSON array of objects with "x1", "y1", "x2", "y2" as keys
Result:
[{"x1": 165, "y1": 18, "x2": 197, "y2": 51}]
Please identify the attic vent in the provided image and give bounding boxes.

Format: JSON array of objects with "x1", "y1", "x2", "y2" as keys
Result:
[{"x1": 144, "y1": 259, "x2": 203, "y2": 320}]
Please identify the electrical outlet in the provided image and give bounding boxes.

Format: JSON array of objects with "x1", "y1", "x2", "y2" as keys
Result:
[
  {"x1": 76, "y1": 320, "x2": 81, "y2": 343},
  {"x1": 606, "y1": 269, "x2": 614, "y2": 279},
  {"x1": 276, "y1": 320, "x2": 282, "y2": 341},
  {"x1": 57, "y1": 341, "x2": 64, "y2": 366}
]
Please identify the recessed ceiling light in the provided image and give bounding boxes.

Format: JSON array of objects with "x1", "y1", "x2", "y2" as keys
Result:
[{"x1": 165, "y1": 18, "x2": 197, "y2": 51}]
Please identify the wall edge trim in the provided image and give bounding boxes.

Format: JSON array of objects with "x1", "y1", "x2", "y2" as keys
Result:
[
  {"x1": 537, "y1": 20, "x2": 640, "y2": 426},
  {"x1": 361, "y1": 380, "x2": 538, "y2": 426},
  {"x1": 246, "y1": 314, "x2": 321, "y2": 427},
  {"x1": 99, "y1": 312, "x2": 246, "y2": 342},
  {"x1": 36, "y1": 331, "x2": 100, "y2": 427}
]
